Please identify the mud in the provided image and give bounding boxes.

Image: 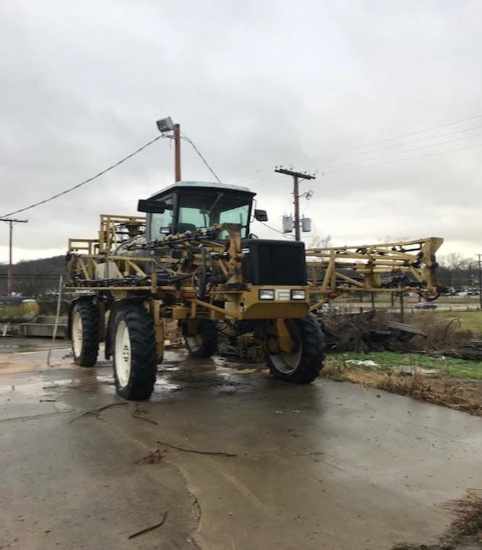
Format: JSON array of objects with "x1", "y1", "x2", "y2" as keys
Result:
[{"x1": 1, "y1": 338, "x2": 482, "y2": 549}]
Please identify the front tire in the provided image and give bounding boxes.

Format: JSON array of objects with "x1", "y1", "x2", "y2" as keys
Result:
[
  {"x1": 267, "y1": 314, "x2": 326, "y2": 384},
  {"x1": 113, "y1": 305, "x2": 157, "y2": 400},
  {"x1": 184, "y1": 320, "x2": 218, "y2": 358},
  {"x1": 71, "y1": 301, "x2": 100, "y2": 367}
]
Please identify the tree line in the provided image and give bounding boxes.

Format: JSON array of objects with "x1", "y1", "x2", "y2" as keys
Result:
[{"x1": 0, "y1": 256, "x2": 65, "y2": 296}]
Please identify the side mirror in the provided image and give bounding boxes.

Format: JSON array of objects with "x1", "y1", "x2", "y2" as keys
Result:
[
  {"x1": 254, "y1": 209, "x2": 268, "y2": 222},
  {"x1": 137, "y1": 199, "x2": 172, "y2": 214}
]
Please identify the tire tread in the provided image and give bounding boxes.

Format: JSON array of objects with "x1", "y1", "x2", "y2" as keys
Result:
[
  {"x1": 72, "y1": 301, "x2": 100, "y2": 367},
  {"x1": 267, "y1": 314, "x2": 326, "y2": 383},
  {"x1": 113, "y1": 305, "x2": 157, "y2": 400}
]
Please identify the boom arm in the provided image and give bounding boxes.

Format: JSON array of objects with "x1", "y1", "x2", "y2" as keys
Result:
[{"x1": 306, "y1": 237, "x2": 443, "y2": 310}]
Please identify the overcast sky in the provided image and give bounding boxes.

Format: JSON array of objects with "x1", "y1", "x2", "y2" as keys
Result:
[{"x1": 1, "y1": 0, "x2": 482, "y2": 264}]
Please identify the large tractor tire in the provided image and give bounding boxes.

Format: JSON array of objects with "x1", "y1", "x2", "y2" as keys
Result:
[
  {"x1": 113, "y1": 304, "x2": 157, "y2": 400},
  {"x1": 71, "y1": 300, "x2": 100, "y2": 367},
  {"x1": 184, "y1": 320, "x2": 218, "y2": 358},
  {"x1": 267, "y1": 314, "x2": 326, "y2": 384}
]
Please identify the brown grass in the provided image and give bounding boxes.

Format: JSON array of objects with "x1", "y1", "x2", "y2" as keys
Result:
[
  {"x1": 391, "y1": 490, "x2": 482, "y2": 549},
  {"x1": 447, "y1": 490, "x2": 482, "y2": 542},
  {"x1": 322, "y1": 358, "x2": 482, "y2": 416},
  {"x1": 406, "y1": 314, "x2": 475, "y2": 353}
]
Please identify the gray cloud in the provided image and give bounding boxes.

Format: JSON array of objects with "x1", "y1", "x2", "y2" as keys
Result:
[{"x1": 1, "y1": 0, "x2": 481, "y2": 262}]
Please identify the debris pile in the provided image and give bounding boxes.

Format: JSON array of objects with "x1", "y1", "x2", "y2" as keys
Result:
[
  {"x1": 447, "y1": 340, "x2": 482, "y2": 361},
  {"x1": 319, "y1": 310, "x2": 425, "y2": 353}
]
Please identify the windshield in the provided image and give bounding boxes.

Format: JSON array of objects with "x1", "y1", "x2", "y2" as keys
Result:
[{"x1": 178, "y1": 191, "x2": 252, "y2": 238}]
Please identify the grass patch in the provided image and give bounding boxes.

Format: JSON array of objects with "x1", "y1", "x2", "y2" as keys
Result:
[
  {"x1": 432, "y1": 311, "x2": 482, "y2": 335},
  {"x1": 323, "y1": 353, "x2": 482, "y2": 416},
  {"x1": 331, "y1": 351, "x2": 482, "y2": 380}
]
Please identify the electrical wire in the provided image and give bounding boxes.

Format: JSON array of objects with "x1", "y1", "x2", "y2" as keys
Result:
[
  {"x1": 323, "y1": 140, "x2": 482, "y2": 175},
  {"x1": 289, "y1": 112, "x2": 482, "y2": 168},
  {"x1": 1, "y1": 135, "x2": 164, "y2": 218},
  {"x1": 258, "y1": 220, "x2": 294, "y2": 239},
  {"x1": 296, "y1": 124, "x2": 482, "y2": 172},
  {"x1": 225, "y1": 112, "x2": 482, "y2": 186},
  {"x1": 232, "y1": 128, "x2": 482, "y2": 190},
  {"x1": 4, "y1": 112, "x2": 482, "y2": 219},
  {"x1": 314, "y1": 131, "x2": 482, "y2": 173},
  {"x1": 181, "y1": 133, "x2": 222, "y2": 183}
]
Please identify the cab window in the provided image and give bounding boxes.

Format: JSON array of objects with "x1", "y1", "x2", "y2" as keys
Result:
[{"x1": 149, "y1": 197, "x2": 174, "y2": 238}]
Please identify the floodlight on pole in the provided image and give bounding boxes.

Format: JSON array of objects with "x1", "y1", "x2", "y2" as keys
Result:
[
  {"x1": 155, "y1": 116, "x2": 181, "y2": 182},
  {"x1": 156, "y1": 117, "x2": 174, "y2": 133}
]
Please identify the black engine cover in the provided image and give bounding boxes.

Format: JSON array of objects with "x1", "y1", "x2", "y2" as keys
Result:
[{"x1": 241, "y1": 239, "x2": 307, "y2": 286}]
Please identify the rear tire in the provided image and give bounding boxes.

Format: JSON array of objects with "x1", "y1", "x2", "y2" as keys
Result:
[
  {"x1": 71, "y1": 301, "x2": 100, "y2": 367},
  {"x1": 184, "y1": 320, "x2": 218, "y2": 358},
  {"x1": 113, "y1": 305, "x2": 157, "y2": 400},
  {"x1": 267, "y1": 314, "x2": 326, "y2": 384}
]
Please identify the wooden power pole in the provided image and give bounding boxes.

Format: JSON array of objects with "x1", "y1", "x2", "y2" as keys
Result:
[
  {"x1": 174, "y1": 123, "x2": 182, "y2": 182},
  {"x1": 274, "y1": 168, "x2": 315, "y2": 240},
  {"x1": 0, "y1": 218, "x2": 28, "y2": 295},
  {"x1": 477, "y1": 253, "x2": 482, "y2": 309}
]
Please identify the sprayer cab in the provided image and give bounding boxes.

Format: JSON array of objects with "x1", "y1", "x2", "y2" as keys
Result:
[{"x1": 137, "y1": 181, "x2": 267, "y2": 240}]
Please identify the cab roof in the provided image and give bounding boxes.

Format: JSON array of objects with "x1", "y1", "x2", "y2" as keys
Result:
[{"x1": 149, "y1": 180, "x2": 256, "y2": 198}]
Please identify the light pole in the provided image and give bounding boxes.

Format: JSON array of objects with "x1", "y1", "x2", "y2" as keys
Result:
[{"x1": 156, "y1": 116, "x2": 181, "y2": 182}]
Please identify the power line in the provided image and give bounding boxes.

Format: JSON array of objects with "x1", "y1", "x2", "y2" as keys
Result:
[
  {"x1": 236, "y1": 123, "x2": 482, "y2": 187},
  {"x1": 315, "y1": 131, "x2": 482, "y2": 173},
  {"x1": 242, "y1": 128, "x2": 481, "y2": 188},
  {"x1": 297, "y1": 124, "x2": 482, "y2": 171},
  {"x1": 258, "y1": 220, "x2": 294, "y2": 239},
  {"x1": 226, "y1": 112, "x2": 482, "y2": 186},
  {"x1": 181, "y1": 133, "x2": 222, "y2": 183},
  {"x1": 1, "y1": 135, "x2": 164, "y2": 218},
  {"x1": 292, "y1": 112, "x2": 482, "y2": 167},
  {"x1": 323, "y1": 140, "x2": 482, "y2": 175}
]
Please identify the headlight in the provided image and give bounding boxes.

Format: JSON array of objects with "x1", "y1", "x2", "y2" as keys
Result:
[
  {"x1": 291, "y1": 289, "x2": 306, "y2": 300},
  {"x1": 259, "y1": 289, "x2": 275, "y2": 300}
]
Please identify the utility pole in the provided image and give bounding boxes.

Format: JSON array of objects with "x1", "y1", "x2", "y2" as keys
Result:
[
  {"x1": 156, "y1": 117, "x2": 181, "y2": 182},
  {"x1": 477, "y1": 254, "x2": 482, "y2": 309},
  {"x1": 0, "y1": 218, "x2": 28, "y2": 295},
  {"x1": 174, "y1": 123, "x2": 182, "y2": 182},
  {"x1": 274, "y1": 168, "x2": 315, "y2": 241}
]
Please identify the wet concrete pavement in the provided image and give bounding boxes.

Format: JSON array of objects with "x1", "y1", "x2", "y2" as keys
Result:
[{"x1": 1, "y1": 338, "x2": 481, "y2": 550}]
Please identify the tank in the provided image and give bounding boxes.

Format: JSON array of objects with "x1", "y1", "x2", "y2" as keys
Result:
[{"x1": 0, "y1": 296, "x2": 40, "y2": 323}]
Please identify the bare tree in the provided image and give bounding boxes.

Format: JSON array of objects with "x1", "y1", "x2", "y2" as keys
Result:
[
  {"x1": 310, "y1": 234, "x2": 333, "y2": 249},
  {"x1": 440, "y1": 253, "x2": 471, "y2": 270}
]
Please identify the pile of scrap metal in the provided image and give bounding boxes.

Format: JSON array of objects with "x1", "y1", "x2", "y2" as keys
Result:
[
  {"x1": 442, "y1": 340, "x2": 482, "y2": 361},
  {"x1": 216, "y1": 311, "x2": 427, "y2": 360},
  {"x1": 318, "y1": 310, "x2": 426, "y2": 353}
]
